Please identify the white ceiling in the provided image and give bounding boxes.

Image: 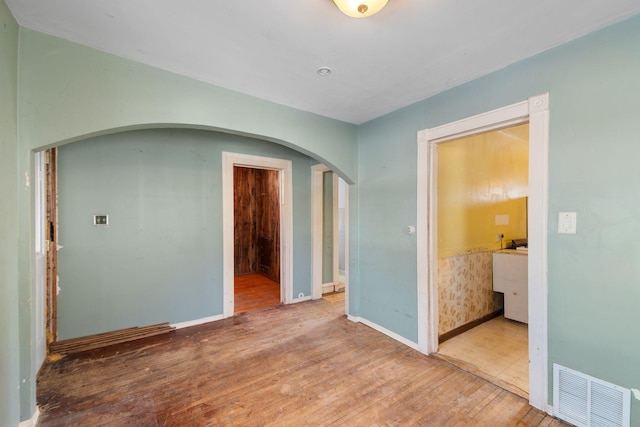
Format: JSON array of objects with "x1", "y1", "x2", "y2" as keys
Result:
[{"x1": 6, "y1": 0, "x2": 640, "y2": 124}]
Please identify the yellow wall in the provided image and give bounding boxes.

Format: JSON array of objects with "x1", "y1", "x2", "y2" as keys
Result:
[{"x1": 438, "y1": 124, "x2": 529, "y2": 258}]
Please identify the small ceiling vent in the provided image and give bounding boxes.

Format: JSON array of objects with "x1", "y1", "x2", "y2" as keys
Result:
[{"x1": 553, "y1": 364, "x2": 630, "y2": 427}]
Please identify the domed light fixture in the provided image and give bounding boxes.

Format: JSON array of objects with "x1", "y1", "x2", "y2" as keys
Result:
[{"x1": 332, "y1": 0, "x2": 389, "y2": 18}]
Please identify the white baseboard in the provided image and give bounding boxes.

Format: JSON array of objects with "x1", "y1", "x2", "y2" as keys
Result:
[
  {"x1": 291, "y1": 295, "x2": 312, "y2": 303},
  {"x1": 322, "y1": 282, "x2": 335, "y2": 294},
  {"x1": 171, "y1": 298, "x2": 317, "y2": 329},
  {"x1": 171, "y1": 314, "x2": 224, "y2": 330},
  {"x1": 347, "y1": 315, "x2": 419, "y2": 350},
  {"x1": 18, "y1": 408, "x2": 39, "y2": 427},
  {"x1": 322, "y1": 282, "x2": 346, "y2": 294}
]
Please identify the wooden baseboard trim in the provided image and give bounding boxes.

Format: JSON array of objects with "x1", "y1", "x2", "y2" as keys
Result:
[
  {"x1": 438, "y1": 309, "x2": 503, "y2": 344},
  {"x1": 49, "y1": 323, "x2": 175, "y2": 355}
]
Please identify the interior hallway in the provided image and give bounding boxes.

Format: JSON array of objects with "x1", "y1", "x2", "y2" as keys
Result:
[
  {"x1": 36, "y1": 296, "x2": 566, "y2": 426},
  {"x1": 437, "y1": 316, "x2": 529, "y2": 399}
]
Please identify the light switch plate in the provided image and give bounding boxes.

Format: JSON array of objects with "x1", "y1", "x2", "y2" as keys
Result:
[{"x1": 558, "y1": 212, "x2": 576, "y2": 234}]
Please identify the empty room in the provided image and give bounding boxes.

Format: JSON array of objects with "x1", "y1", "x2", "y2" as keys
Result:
[{"x1": 2, "y1": 1, "x2": 640, "y2": 426}]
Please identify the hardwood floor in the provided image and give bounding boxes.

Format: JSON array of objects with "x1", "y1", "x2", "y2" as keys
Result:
[
  {"x1": 234, "y1": 273, "x2": 280, "y2": 314},
  {"x1": 36, "y1": 296, "x2": 568, "y2": 426}
]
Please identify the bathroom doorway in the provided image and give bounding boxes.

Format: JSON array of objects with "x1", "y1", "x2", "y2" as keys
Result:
[
  {"x1": 434, "y1": 123, "x2": 530, "y2": 397},
  {"x1": 417, "y1": 94, "x2": 551, "y2": 410}
]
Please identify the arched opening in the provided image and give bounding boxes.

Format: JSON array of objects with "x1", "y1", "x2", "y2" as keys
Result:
[{"x1": 36, "y1": 126, "x2": 351, "y2": 350}]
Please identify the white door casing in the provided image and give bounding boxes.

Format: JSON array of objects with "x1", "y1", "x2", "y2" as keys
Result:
[
  {"x1": 416, "y1": 93, "x2": 550, "y2": 412},
  {"x1": 312, "y1": 164, "x2": 330, "y2": 300},
  {"x1": 222, "y1": 152, "x2": 293, "y2": 318},
  {"x1": 34, "y1": 151, "x2": 47, "y2": 372},
  {"x1": 311, "y1": 164, "x2": 350, "y2": 314}
]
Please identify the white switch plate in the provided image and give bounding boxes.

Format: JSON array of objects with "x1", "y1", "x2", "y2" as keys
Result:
[{"x1": 558, "y1": 212, "x2": 577, "y2": 234}]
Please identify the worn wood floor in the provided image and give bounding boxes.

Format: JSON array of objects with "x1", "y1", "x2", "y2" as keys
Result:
[
  {"x1": 37, "y1": 296, "x2": 567, "y2": 426},
  {"x1": 234, "y1": 273, "x2": 280, "y2": 314}
]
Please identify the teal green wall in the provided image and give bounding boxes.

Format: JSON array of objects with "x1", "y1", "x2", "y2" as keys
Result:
[
  {"x1": 357, "y1": 13, "x2": 640, "y2": 421},
  {"x1": 57, "y1": 129, "x2": 314, "y2": 339},
  {"x1": 0, "y1": 1, "x2": 20, "y2": 426},
  {"x1": 7, "y1": 4, "x2": 640, "y2": 424},
  {"x1": 17, "y1": 29, "x2": 357, "y2": 182},
  {"x1": 15, "y1": 28, "x2": 357, "y2": 421}
]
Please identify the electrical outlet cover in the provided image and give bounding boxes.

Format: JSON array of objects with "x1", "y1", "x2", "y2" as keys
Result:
[{"x1": 558, "y1": 212, "x2": 576, "y2": 234}]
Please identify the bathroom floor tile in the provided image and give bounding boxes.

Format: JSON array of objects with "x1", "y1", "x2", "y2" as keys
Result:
[{"x1": 437, "y1": 316, "x2": 528, "y2": 397}]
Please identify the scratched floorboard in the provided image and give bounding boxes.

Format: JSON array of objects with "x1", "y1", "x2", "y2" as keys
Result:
[{"x1": 36, "y1": 296, "x2": 568, "y2": 426}]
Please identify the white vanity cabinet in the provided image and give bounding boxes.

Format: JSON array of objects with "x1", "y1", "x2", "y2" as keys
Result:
[{"x1": 492, "y1": 250, "x2": 528, "y2": 324}]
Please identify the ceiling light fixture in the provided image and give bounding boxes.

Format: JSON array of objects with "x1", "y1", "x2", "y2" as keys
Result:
[
  {"x1": 317, "y1": 67, "x2": 332, "y2": 76},
  {"x1": 332, "y1": 0, "x2": 389, "y2": 18}
]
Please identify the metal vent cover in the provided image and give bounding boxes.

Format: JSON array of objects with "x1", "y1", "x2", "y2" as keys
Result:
[{"x1": 553, "y1": 364, "x2": 630, "y2": 427}]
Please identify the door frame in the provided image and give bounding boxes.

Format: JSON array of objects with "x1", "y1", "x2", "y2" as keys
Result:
[
  {"x1": 44, "y1": 148, "x2": 58, "y2": 345},
  {"x1": 311, "y1": 165, "x2": 339, "y2": 295},
  {"x1": 416, "y1": 93, "x2": 550, "y2": 412},
  {"x1": 311, "y1": 164, "x2": 350, "y2": 314},
  {"x1": 222, "y1": 152, "x2": 293, "y2": 318},
  {"x1": 34, "y1": 151, "x2": 49, "y2": 367}
]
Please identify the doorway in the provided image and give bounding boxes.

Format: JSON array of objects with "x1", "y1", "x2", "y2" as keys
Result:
[
  {"x1": 233, "y1": 166, "x2": 281, "y2": 313},
  {"x1": 434, "y1": 123, "x2": 530, "y2": 397},
  {"x1": 416, "y1": 94, "x2": 550, "y2": 412},
  {"x1": 35, "y1": 149, "x2": 55, "y2": 365},
  {"x1": 311, "y1": 164, "x2": 350, "y2": 314},
  {"x1": 35, "y1": 148, "x2": 58, "y2": 358},
  {"x1": 222, "y1": 152, "x2": 293, "y2": 318}
]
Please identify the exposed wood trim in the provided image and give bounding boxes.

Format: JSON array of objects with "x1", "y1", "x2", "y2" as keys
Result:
[
  {"x1": 49, "y1": 323, "x2": 175, "y2": 355},
  {"x1": 45, "y1": 147, "x2": 58, "y2": 345},
  {"x1": 438, "y1": 309, "x2": 504, "y2": 344}
]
